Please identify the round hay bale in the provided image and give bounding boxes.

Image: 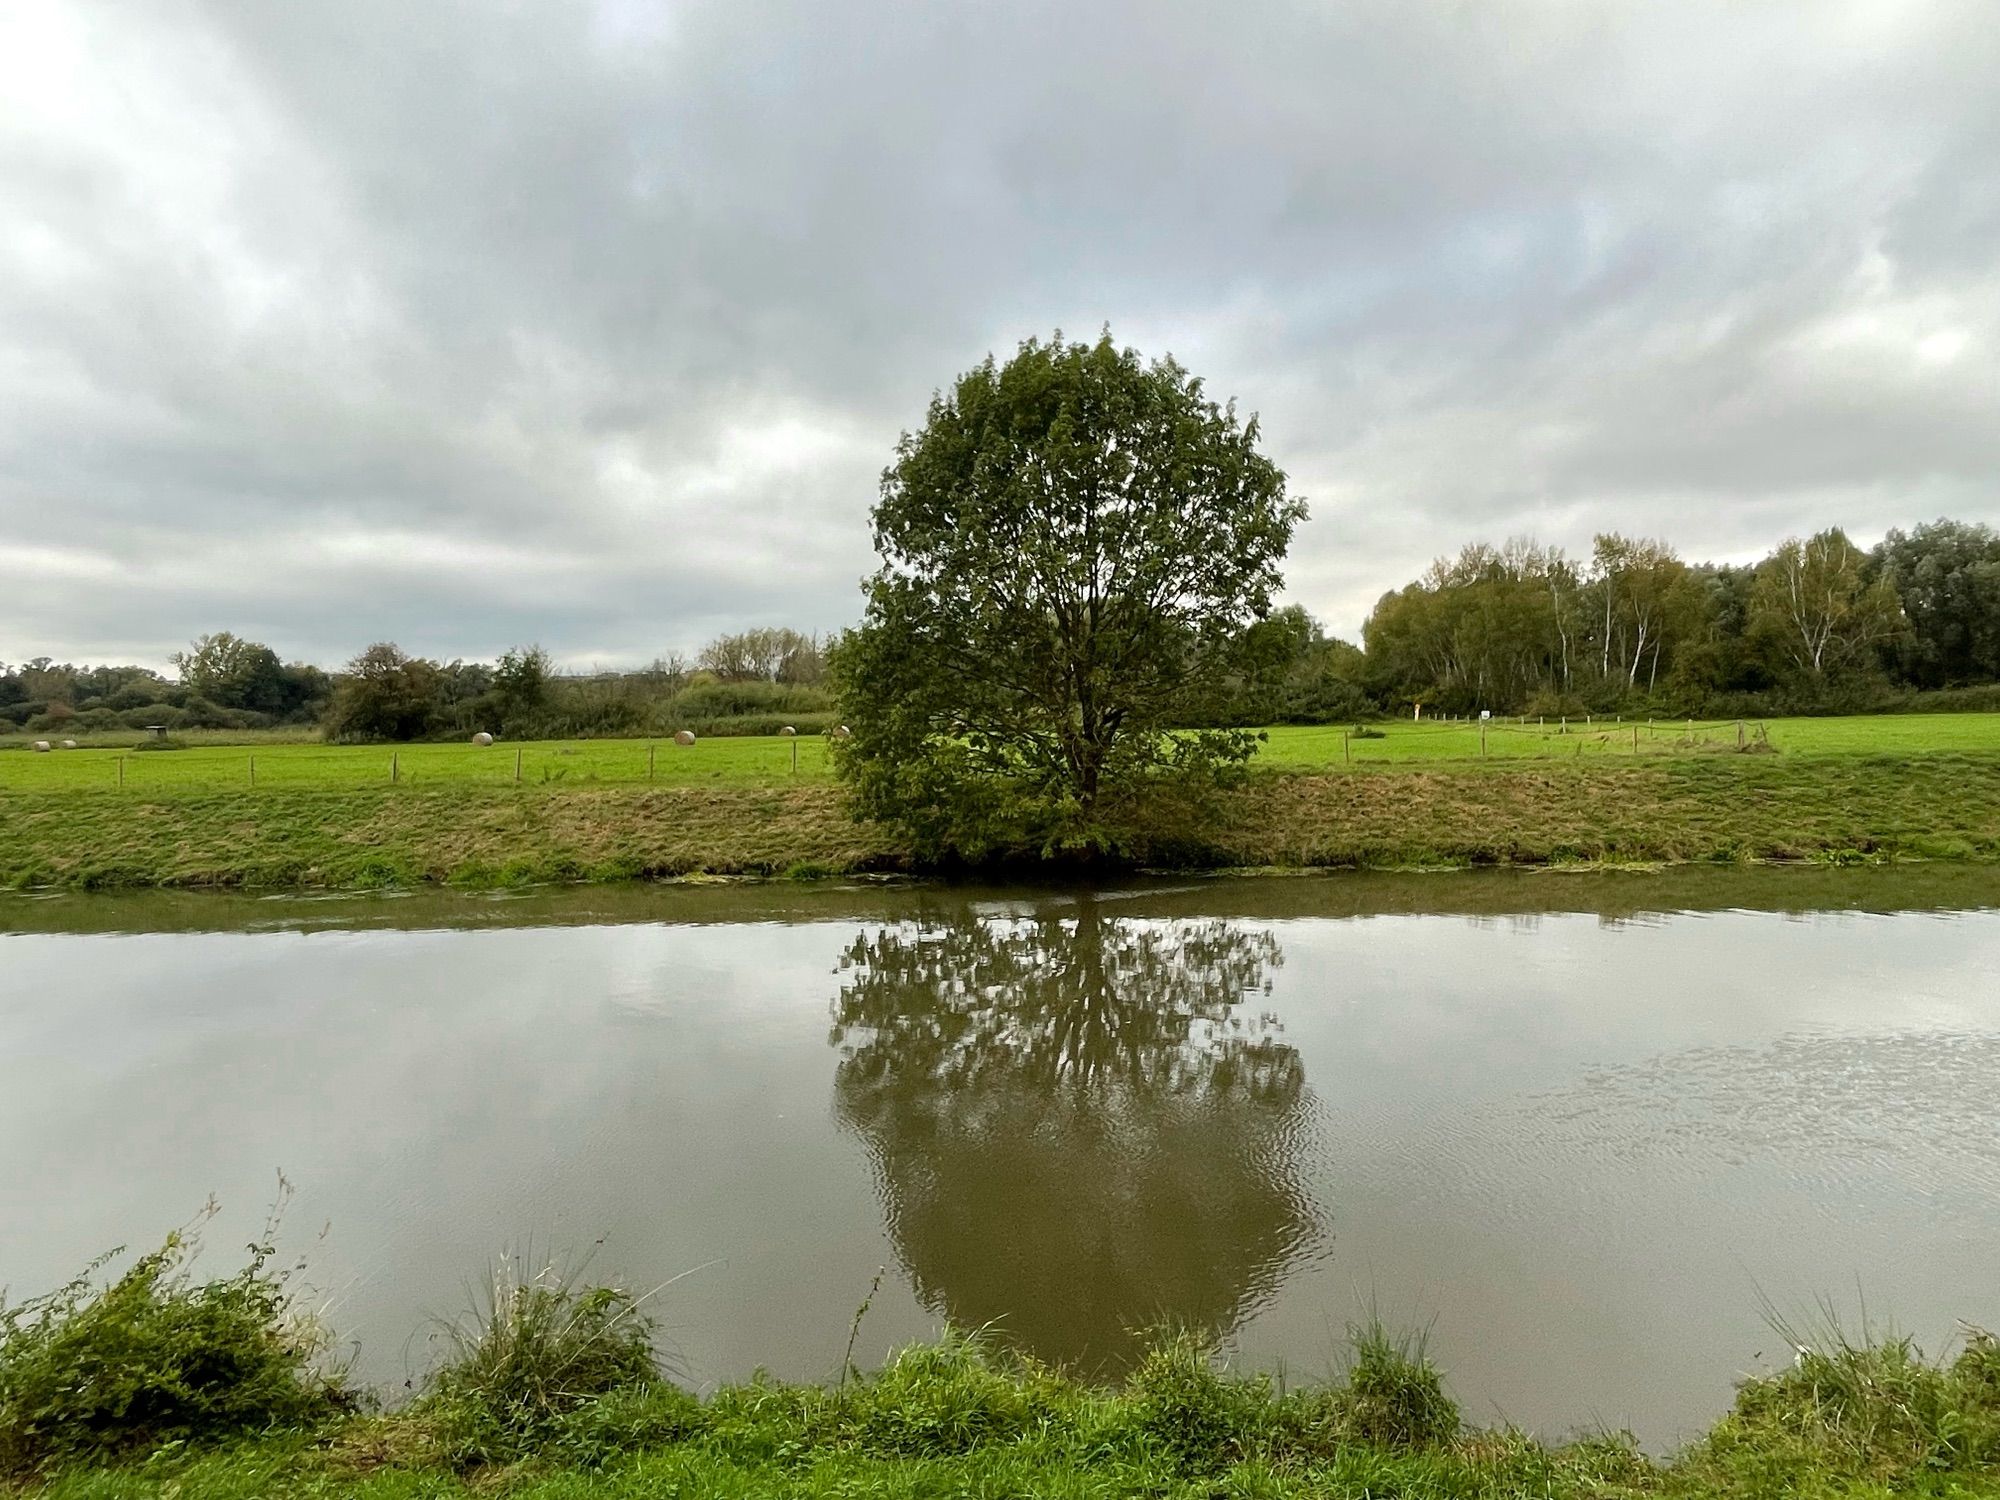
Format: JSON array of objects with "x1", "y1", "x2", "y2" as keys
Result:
[
  {"x1": 31, "y1": 740, "x2": 51, "y2": 753},
  {"x1": 60, "y1": 739, "x2": 78, "y2": 750},
  {"x1": 471, "y1": 731, "x2": 495, "y2": 746},
  {"x1": 779, "y1": 724, "x2": 796, "y2": 737},
  {"x1": 673, "y1": 729, "x2": 696, "y2": 747},
  {"x1": 831, "y1": 724, "x2": 852, "y2": 740}
]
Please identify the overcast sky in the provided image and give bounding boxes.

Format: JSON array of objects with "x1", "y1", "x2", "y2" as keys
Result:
[{"x1": 4, "y1": 1, "x2": 1997, "y2": 671}]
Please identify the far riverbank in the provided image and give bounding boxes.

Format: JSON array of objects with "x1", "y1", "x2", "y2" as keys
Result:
[{"x1": 2, "y1": 752, "x2": 1997, "y2": 890}]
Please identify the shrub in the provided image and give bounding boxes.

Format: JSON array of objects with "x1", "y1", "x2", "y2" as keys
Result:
[
  {"x1": 1521, "y1": 687, "x2": 1590, "y2": 720},
  {"x1": 1712, "y1": 1317, "x2": 2000, "y2": 1478},
  {"x1": 419, "y1": 1256, "x2": 667, "y2": 1466},
  {"x1": 547, "y1": 1382, "x2": 703, "y2": 1468},
  {"x1": 103, "y1": 686, "x2": 171, "y2": 712},
  {"x1": 1126, "y1": 1333, "x2": 1262, "y2": 1474},
  {"x1": 847, "y1": 1331, "x2": 1068, "y2": 1456},
  {"x1": 122, "y1": 705, "x2": 186, "y2": 731},
  {"x1": 1336, "y1": 1321, "x2": 1458, "y2": 1448},
  {"x1": 0, "y1": 1214, "x2": 350, "y2": 1477},
  {"x1": 1270, "y1": 1320, "x2": 1458, "y2": 1459},
  {"x1": 659, "y1": 681, "x2": 834, "y2": 723}
]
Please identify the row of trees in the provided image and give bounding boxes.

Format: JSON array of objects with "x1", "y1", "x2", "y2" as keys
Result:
[
  {"x1": 0, "y1": 636, "x2": 331, "y2": 734},
  {"x1": 1359, "y1": 519, "x2": 2000, "y2": 716},
  {"x1": 319, "y1": 631, "x2": 834, "y2": 742},
  {"x1": 2, "y1": 628, "x2": 833, "y2": 741},
  {"x1": 10, "y1": 518, "x2": 1998, "y2": 744}
]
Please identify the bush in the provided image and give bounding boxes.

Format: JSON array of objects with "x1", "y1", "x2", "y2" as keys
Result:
[
  {"x1": 1126, "y1": 1333, "x2": 1262, "y2": 1474},
  {"x1": 1711, "y1": 1318, "x2": 2000, "y2": 1478},
  {"x1": 0, "y1": 1215, "x2": 350, "y2": 1477},
  {"x1": 656, "y1": 680, "x2": 834, "y2": 725},
  {"x1": 419, "y1": 1257, "x2": 667, "y2": 1466},
  {"x1": 102, "y1": 686, "x2": 171, "y2": 712},
  {"x1": 546, "y1": 1382, "x2": 703, "y2": 1468},
  {"x1": 121, "y1": 705, "x2": 185, "y2": 730},
  {"x1": 847, "y1": 1332, "x2": 1067, "y2": 1456},
  {"x1": 1335, "y1": 1321, "x2": 1458, "y2": 1448},
  {"x1": 1268, "y1": 1321, "x2": 1458, "y2": 1460},
  {"x1": 1521, "y1": 687, "x2": 1590, "y2": 720}
]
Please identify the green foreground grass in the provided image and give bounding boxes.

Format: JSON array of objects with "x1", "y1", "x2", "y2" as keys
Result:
[
  {"x1": 11, "y1": 1220, "x2": 2000, "y2": 1498},
  {"x1": 20, "y1": 1323, "x2": 2000, "y2": 1500},
  {"x1": 2, "y1": 749, "x2": 1997, "y2": 889}
]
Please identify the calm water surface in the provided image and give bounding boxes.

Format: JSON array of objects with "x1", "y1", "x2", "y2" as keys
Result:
[{"x1": 3, "y1": 866, "x2": 1999, "y2": 1447}]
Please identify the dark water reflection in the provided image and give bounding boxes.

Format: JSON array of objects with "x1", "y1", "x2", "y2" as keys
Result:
[
  {"x1": 830, "y1": 904, "x2": 1316, "y2": 1369},
  {"x1": 4, "y1": 864, "x2": 2000, "y2": 1448}
]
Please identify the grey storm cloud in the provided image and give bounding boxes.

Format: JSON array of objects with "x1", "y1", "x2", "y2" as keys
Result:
[{"x1": 3, "y1": 0, "x2": 1997, "y2": 669}]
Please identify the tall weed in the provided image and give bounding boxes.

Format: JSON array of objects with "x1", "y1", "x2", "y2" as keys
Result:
[
  {"x1": 0, "y1": 1202, "x2": 349, "y2": 1478},
  {"x1": 418, "y1": 1254, "x2": 671, "y2": 1466}
]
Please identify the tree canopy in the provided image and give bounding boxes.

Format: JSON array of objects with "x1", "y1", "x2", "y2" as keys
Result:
[
  {"x1": 171, "y1": 632, "x2": 325, "y2": 718},
  {"x1": 1875, "y1": 519, "x2": 2000, "y2": 688},
  {"x1": 830, "y1": 332, "x2": 1305, "y2": 858}
]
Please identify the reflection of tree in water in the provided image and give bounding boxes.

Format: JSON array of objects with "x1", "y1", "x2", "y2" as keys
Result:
[{"x1": 830, "y1": 900, "x2": 1319, "y2": 1372}]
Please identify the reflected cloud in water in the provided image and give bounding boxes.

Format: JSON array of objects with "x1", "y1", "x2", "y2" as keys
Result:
[{"x1": 829, "y1": 898, "x2": 1322, "y2": 1371}]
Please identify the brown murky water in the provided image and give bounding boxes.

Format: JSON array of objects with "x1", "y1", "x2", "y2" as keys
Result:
[{"x1": 3, "y1": 864, "x2": 1998, "y2": 1446}]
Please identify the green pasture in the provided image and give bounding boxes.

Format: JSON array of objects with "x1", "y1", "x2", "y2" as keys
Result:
[
  {"x1": 1, "y1": 713, "x2": 1995, "y2": 794},
  {"x1": 1259, "y1": 711, "x2": 2000, "y2": 766},
  {"x1": 0, "y1": 733, "x2": 835, "y2": 791}
]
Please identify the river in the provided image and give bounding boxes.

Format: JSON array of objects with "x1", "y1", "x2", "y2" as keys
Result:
[{"x1": 3, "y1": 864, "x2": 1997, "y2": 1447}]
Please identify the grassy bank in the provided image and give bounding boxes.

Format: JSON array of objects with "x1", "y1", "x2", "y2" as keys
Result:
[
  {"x1": 28, "y1": 1339, "x2": 2000, "y2": 1499},
  {"x1": 11, "y1": 1320, "x2": 2000, "y2": 1500},
  {"x1": 8, "y1": 1229, "x2": 2000, "y2": 1500},
  {"x1": 3, "y1": 752, "x2": 1998, "y2": 889},
  {"x1": 1212, "y1": 751, "x2": 2000, "y2": 868}
]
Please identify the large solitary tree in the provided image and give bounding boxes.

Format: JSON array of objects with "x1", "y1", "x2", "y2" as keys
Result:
[{"x1": 830, "y1": 332, "x2": 1304, "y2": 858}]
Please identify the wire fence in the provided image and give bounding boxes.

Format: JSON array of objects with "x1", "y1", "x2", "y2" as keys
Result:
[
  {"x1": 0, "y1": 715, "x2": 1796, "y2": 794},
  {"x1": 1261, "y1": 714, "x2": 1774, "y2": 767},
  {"x1": 0, "y1": 735, "x2": 838, "y2": 792}
]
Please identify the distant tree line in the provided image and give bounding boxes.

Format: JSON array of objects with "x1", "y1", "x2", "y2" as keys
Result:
[
  {"x1": 8, "y1": 520, "x2": 2000, "y2": 743},
  {"x1": 0, "y1": 634, "x2": 330, "y2": 736},
  {"x1": 314, "y1": 629, "x2": 833, "y2": 742},
  {"x1": 1356, "y1": 518, "x2": 2000, "y2": 717},
  {"x1": 0, "y1": 628, "x2": 836, "y2": 742}
]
